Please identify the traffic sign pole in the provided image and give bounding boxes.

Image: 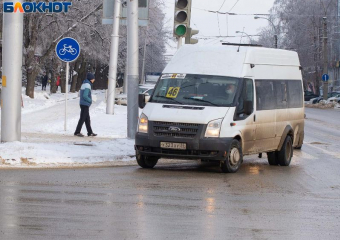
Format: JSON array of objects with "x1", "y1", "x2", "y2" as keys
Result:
[
  {"x1": 55, "y1": 37, "x2": 80, "y2": 132},
  {"x1": 65, "y1": 62, "x2": 69, "y2": 131},
  {"x1": 323, "y1": 17, "x2": 328, "y2": 100}
]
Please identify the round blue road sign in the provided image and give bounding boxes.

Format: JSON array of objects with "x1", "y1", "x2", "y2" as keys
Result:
[
  {"x1": 322, "y1": 74, "x2": 329, "y2": 82},
  {"x1": 56, "y1": 37, "x2": 80, "y2": 63}
]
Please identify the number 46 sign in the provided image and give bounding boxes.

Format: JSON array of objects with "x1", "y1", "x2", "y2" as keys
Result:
[{"x1": 166, "y1": 87, "x2": 180, "y2": 99}]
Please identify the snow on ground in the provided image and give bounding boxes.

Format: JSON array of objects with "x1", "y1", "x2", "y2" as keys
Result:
[{"x1": 0, "y1": 86, "x2": 135, "y2": 168}]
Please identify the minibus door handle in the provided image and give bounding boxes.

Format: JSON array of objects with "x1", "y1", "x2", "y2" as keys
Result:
[{"x1": 254, "y1": 114, "x2": 256, "y2": 122}]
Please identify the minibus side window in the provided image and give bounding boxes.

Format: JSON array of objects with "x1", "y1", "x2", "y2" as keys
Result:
[
  {"x1": 287, "y1": 81, "x2": 303, "y2": 108},
  {"x1": 235, "y1": 79, "x2": 254, "y2": 120},
  {"x1": 275, "y1": 81, "x2": 287, "y2": 109},
  {"x1": 256, "y1": 80, "x2": 275, "y2": 110}
]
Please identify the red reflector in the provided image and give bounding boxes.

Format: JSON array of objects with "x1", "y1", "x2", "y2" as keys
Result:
[{"x1": 230, "y1": 123, "x2": 236, "y2": 126}]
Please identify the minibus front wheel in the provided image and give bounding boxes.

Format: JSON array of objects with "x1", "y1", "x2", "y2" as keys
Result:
[
  {"x1": 220, "y1": 139, "x2": 243, "y2": 173},
  {"x1": 136, "y1": 153, "x2": 159, "y2": 169}
]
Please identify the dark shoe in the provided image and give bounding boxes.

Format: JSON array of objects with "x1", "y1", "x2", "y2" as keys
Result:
[
  {"x1": 88, "y1": 133, "x2": 97, "y2": 137},
  {"x1": 74, "y1": 133, "x2": 84, "y2": 137}
]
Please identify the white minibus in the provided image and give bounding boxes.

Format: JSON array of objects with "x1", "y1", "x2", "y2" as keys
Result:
[{"x1": 136, "y1": 45, "x2": 304, "y2": 173}]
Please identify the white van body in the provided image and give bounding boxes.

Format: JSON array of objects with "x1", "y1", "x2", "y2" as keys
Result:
[{"x1": 135, "y1": 45, "x2": 304, "y2": 173}]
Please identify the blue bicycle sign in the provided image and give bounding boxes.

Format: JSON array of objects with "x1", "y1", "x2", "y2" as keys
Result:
[
  {"x1": 59, "y1": 44, "x2": 78, "y2": 56},
  {"x1": 56, "y1": 37, "x2": 80, "y2": 62}
]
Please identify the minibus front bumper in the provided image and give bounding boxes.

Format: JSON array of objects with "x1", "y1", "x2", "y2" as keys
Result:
[{"x1": 135, "y1": 133, "x2": 233, "y2": 161}]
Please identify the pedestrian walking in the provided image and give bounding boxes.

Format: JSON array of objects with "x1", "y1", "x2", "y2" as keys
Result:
[
  {"x1": 74, "y1": 72, "x2": 97, "y2": 137},
  {"x1": 42, "y1": 73, "x2": 48, "y2": 91},
  {"x1": 56, "y1": 75, "x2": 60, "y2": 91}
]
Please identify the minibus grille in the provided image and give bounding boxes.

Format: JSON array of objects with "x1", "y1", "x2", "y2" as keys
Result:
[{"x1": 152, "y1": 121, "x2": 201, "y2": 138}]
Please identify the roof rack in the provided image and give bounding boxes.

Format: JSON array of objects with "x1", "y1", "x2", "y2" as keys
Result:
[{"x1": 222, "y1": 43, "x2": 263, "y2": 47}]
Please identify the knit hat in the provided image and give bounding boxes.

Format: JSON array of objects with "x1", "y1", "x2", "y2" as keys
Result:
[{"x1": 87, "y1": 72, "x2": 95, "y2": 81}]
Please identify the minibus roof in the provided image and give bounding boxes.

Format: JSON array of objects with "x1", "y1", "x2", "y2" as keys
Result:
[{"x1": 163, "y1": 45, "x2": 300, "y2": 77}]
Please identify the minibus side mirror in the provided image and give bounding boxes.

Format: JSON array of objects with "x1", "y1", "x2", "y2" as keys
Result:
[
  {"x1": 138, "y1": 94, "x2": 146, "y2": 109},
  {"x1": 244, "y1": 101, "x2": 253, "y2": 115},
  {"x1": 145, "y1": 93, "x2": 151, "y2": 103}
]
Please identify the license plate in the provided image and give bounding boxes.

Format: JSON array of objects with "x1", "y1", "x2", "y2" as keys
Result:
[{"x1": 160, "y1": 142, "x2": 186, "y2": 150}]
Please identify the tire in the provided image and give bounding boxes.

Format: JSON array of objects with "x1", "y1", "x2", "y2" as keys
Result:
[
  {"x1": 267, "y1": 152, "x2": 279, "y2": 165},
  {"x1": 136, "y1": 153, "x2": 159, "y2": 169},
  {"x1": 278, "y1": 135, "x2": 293, "y2": 166},
  {"x1": 221, "y1": 139, "x2": 243, "y2": 173}
]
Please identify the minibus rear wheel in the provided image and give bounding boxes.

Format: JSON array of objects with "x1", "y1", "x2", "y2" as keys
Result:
[
  {"x1": 136, "y1": 153, "x2": 159, "y2": 169},
  {"x1": 220, "y1": 139, "x2": 243, "y2": 173},
  {"x1": 278, "y1": 136, "x2": 293, "y2": 166}
]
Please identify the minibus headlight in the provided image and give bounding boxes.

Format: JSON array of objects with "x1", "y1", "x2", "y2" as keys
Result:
[
  {"x1": 138, "y1": 113, "x2": 148, "y2": 133},
  {"x1": 205, "y1": 119, "x2": 223, "y2": 138}
]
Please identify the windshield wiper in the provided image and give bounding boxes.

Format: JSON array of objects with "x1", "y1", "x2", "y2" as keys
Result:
[
  {"x1": 183, "y1": 97, "x2": 219, "y2": 106},
  {"x1": 154, "y1": 95, "x2": 183, "y2": 105}
]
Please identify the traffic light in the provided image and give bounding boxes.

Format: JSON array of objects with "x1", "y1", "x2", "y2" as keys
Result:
[
  {"x1": 185, "y1": 27, "x2": 199, "y2": 44},
  {"x1": 174, "y1": 0, "x2": 192, "y2": 38}
]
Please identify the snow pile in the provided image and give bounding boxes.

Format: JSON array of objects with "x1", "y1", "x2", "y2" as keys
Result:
[{"x1": 0, "y1": 87, "x2": 136, "y2": 168}]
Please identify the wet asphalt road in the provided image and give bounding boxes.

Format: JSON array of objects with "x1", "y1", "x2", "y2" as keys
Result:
[{"x1": 0, "y1": 108, "x2": 340, "y2": 240}]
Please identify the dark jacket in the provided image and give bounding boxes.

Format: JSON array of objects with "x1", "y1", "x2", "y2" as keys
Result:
[
  {"x1": 79, "y1": 79, "x2": 92, "y2": 106},
  {"x1": 42, "y1": 75, "x2": 48, "y2": 85}
]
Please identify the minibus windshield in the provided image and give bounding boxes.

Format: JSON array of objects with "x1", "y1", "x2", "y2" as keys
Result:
[{"x1": 150, "y1": 74, "x2": 241, "y2": 107}]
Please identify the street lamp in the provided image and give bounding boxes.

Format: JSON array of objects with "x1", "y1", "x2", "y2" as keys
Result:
[
  {"x1": 236, "y1": 31, "x2": 253, "y2": 44},
  {"x1": 254, "y1": 16, "x2": 278, "y2": 48}
]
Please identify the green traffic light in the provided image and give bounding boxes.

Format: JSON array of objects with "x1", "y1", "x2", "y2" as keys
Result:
[{"x1": 175, "y1": 25, "x2": 187, "y2": 36}]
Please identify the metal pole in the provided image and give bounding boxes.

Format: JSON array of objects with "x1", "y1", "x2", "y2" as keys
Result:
[
  {"x1": 106, "y1": 0, "x2": 122, "y2": 115},
  {"x1": 127, "y1": 0, "x2": 139, "y2": 139},
  {"x1": 1, "y1": 0, "x2": 24, "y2": 142},
  {"x1": 65, "y1": 62, "x2": 69, "y2": 131},
  {"x1": 323, "y1": 17, "x2": 329, "y2": 100},
  {"x1": 338, "y1": 0, "x2": 340, "y2": 89},
  {"x1": 141, "y1": 28, "x2": 148, "y2": 85},
  {"x1": 177, "y1": 37, "x2": 183, "y2": 49},
  {"x1": 274, "y1": 34, "x2": 278, "y2": 49},
  {"x1": 123, "y1": 58, "x2": 128, "y2": 94}
]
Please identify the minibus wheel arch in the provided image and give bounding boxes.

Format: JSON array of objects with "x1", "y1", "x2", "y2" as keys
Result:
[
  {"x1": 278, "y1": 126, "x2": 294, "y2": 151},
  {"x1": 233, "y1": 135, "x2": 243, "y2": 150}
]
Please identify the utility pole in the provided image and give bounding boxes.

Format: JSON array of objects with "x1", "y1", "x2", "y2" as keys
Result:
[
  {"x1": 338, "y1": 0, "x2": 340, "y2": 89},
  {"x1": 127, "y1": 0, "x2": 139, "y2": 139},
  {"x1": 1, "y1": 0, "x2": 24, "y2": 142},
  {"x1": 123, "y1": 58, "x2": 128, "y2": 94},
  {"x1": 141, "y1": 27, "x2": 149, "y2": 85},
  {"x1": 323, "y1": 17, "x2": 328, "y2": 100},
  {"x1": 274, "y1": 34, "x2": 278, "y2": 49},
  {"x1": 106, "y1": 0, "x2": 122, "y2": 115}
]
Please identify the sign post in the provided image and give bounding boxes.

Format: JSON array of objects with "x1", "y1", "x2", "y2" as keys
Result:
[
  {"x1": 322, "y1": 74, "x2": 329, "y2": 82},
  {"x1": 322, "y1": 74, "x2": 329, "y2": 98},
  {"x1": 56, "y1": 37, "x2": 80, "y2": 131}
]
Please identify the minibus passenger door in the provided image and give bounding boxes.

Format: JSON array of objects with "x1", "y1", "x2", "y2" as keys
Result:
[
  {"x1": 235, "y1": 79, "x2": 256, "y2": 154},
  {"x1": 254, "y1": 80, "x2": 277, "y2": 152}
]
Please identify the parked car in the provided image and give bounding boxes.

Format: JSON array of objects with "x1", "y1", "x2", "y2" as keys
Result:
[
  {"x1": 328, "y1": 91, "x2": 340, "y2": 98},
  {"x1": 310, "y1": 96, "x2": 323, "y2": 104},
  {"x1": 310, "y1": 91, "x2": 340, "y2": 104},
  {"x1": 139, "y1": 85, "x2": 154, "y2": 96},
  {"x1": 304, "y1": 91, "x2": 319, "y2": 101},
  {"x1": 327, "y1": 94, "x2": 340, "y2": 104}
]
